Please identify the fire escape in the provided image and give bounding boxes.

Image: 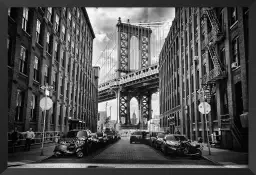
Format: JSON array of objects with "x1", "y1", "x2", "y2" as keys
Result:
[
  {"x1": 201, "y1": 7, "x2": 227, "y2": 85},
  {"x1": 201, "y1": 8, "x2": 246, "y2": 151}
]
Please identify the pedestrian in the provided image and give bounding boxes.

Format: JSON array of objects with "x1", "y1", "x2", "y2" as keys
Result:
[
  {"x1": 24, "y1": 128, "x2": 35, "y2": 151},
  {"x1": 11, "y1": 127, "x2": 19, "y2": 153}
]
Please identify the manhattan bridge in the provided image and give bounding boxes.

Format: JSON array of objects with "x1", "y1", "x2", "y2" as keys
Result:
[{"x1": 94, "y1": 17, "x2": 172, "y2": 130}]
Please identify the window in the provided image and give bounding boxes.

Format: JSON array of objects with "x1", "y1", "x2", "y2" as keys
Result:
[
  {"x1": 15, "y1": 89, "x2": 24, "y2": 122},
  {"x1": 196, "y1": 70, "x2": 200, "y2": 90},
  {"x1": 52, "y1": 71, "x2": 56, "y2": 91},
  {"x1": 191, "y1": 75, "x2": 194, "y2": 92},
  {"x1": 22, "y1": 8, "x2": 29, "y2": 32},
  {"x1": 76, "y1": 28, "x2": 79, "y2": 40},
  {"x1": 231, "y1": 7, "x2": 237, "y2": 26},
  {"x1": 77, "y1": 9, "x2": 80, "y2": 19},
  {"x1": 63, "y1": 7, "x2": 66, "y2": 17},
  {"x1": 19, "y1": 46, "x2": 27, "y2": 74},
  {"x1": 54, "y1": 41, "x2": 59, "y2": 61},
  {"x1": 223, "y1": 86, "x2": 229, "y2": 114},
  {"x1": 61, "y1": 24, "x2": 66, "y2": 41},
  {"x1": 68, "y1": 11, "x2": 71, "y2": 27},
  {"x1": 71, "y1": 41, "x2": 75, "y2": 54},
  {"x1": 55, "y1": 14, "x2": 60, "y2": 32},
  {"x1": 46, "y1": 32, "x2": 53, "y2": 54},
  {"x1": 47, "y1": 7, "x2": 52, "y2": 22},
  {"x1": 232, "y1": 37, "x2": 240, "y2": 65},
  {"x1": 203, "y1": 64, "x2": 207, "y2": 75},
  {"x1": 67, "y1": 33, "x2": 71, "y2": 47},
  {"x1": 36, "y1": 19, "x2": 41, "y2": 43},
  {"x1": 44, "y1": 65, "x2": 49, "y2": 85},
  {"x1": 46, "y1": 32, "x2": 50, "y2": 53},
  {"x1": 8, "y1": 8, "x2": 17, "y2": 20},
  {"x1": 59, "y1": 106, "x2": 62, "y2": 125},
  {"x1": 72, "y1": 20, "x2": 76, "y2": 33},
  {"x1": 60, "y1": 76, "x2": 63, "y2": 95},
  {"x1": 33, "y1": 56, "x2": 39, "y2": 81},
  {"x1": 209, "y1": 52, "x2": 214, "y2": 70},
  {"x1": 51, "y1": 103, "x2": 55, "y2": 124},
  {"x1": 30, "y1": 94, "x2": 37, "y2": 122},
  {"x1": 8, "y1": 36, "x2": 12, "y2": 66},
  {"x1": 219, "y1": 10, "x2": 225, "y2": 32}
]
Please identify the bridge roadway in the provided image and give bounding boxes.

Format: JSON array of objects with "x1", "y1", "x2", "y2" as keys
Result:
[
  {"x1": 98, "y1": 64, "x2": 159, "y2": 103},
  {"x1": 19, "y1": 137, "x2": 221, "y2": 168}
]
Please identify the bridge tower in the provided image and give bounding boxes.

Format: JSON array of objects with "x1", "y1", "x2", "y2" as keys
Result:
[{"x1": 115, "y1": 17, "x2": 153, "y2": 130}]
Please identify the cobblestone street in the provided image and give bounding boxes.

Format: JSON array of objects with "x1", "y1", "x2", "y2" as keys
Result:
[{"x1": 35, "y1": 137, "x2": 218, "y2": 166}]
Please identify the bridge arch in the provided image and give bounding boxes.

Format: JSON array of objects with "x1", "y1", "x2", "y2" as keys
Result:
[
  {"x1": 130, "y1": 97, "x2": 139, "y2": 125},
  {"x1": 129, "y1": 36, "x2": 140, "y2": 71}
]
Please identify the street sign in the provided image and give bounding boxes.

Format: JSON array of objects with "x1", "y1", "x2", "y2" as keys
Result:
[
  {"x1": 40, "y1": 97, "x2": 53, "y2": 111},
  {"x1": 198, "y1": 102, "x2": 211, "y2": 114}
]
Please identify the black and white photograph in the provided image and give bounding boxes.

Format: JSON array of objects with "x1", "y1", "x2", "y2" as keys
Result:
[{"x1": 7, "y1": 7, "x2": 249, "y2": 168}]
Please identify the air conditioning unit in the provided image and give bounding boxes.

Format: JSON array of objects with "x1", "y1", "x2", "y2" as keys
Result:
[{"x1": 231, "y1": 62, "x2": 238, "y2": 69}]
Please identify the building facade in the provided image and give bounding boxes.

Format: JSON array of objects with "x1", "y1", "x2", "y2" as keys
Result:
[
  {"x1": 131, "y1": 111, "x2": 137, "y2": 125},
  {"x1": 97, "y1": 111, "x2": 107, "y2": 132},
  {"x1": 159, "y1": 7, "x2": 249, "y2": 151},
  {"x1": 8, "y1": 7, "x2": 99, "y2": 133}
]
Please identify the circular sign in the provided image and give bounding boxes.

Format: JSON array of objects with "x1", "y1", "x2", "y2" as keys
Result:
[
  {"x1": 40, "y1": 97, "x2": 53, "y2": 111},
  {"x1": 198, "y1": 102, "x2": 211, "y2": 114}
]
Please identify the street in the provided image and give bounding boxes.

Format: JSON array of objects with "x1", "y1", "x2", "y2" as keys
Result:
[{"x1": 25, "y1": 137, "x2": 219, "y2": 167}]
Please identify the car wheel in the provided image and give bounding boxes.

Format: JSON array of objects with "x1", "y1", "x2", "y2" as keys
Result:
[
  {"x1": 196, "y1": 149, "x2": 202, "y2": 157},
  {"x1": 54, "y1": 152, "x2": 60, "y2": 158},
  {"x1": 76, "y1": 150, "x2": 84, "y2": 158}
]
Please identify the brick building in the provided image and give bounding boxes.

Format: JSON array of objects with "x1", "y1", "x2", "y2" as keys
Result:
[
  {"x1": 8, "y1": 7, "x2": 99, "y2": 133},
  {"x1": 159, "y1": 7, "x2": 249, "y2": 151}
]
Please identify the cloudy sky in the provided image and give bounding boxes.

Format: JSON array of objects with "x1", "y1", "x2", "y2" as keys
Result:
[{"x1": 87, "y1": 8, "x2": 175, "y2": 121}]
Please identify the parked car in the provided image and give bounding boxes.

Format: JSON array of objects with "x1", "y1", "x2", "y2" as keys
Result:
[
  {"x1": 130, "y1": 131, "x2": 143, "y2": 144},
  {"x1": 105, "y1": 130, "x2": 116, "y2": 143},
  {"x1": 160, "y1": 134, "x2": 202, "y2": 157},
  {"x1": 54, "y1": 130, "x2": 91, "y2": 158},
  {"x1": 143, "y1": 133, "x2": 151, "y2": 145},
  {"x1": 96, "y1": 132, "x2": 108, "y2": 147},
  {"x1": 150, "y1": 132, "x2": 164, "y2": 147},
  {"x1": 153, "y1": 133, "x2": 166, "y2": 149},
  {"x1": 89, "y1": 133, "x2": 101, "y2": 151}
]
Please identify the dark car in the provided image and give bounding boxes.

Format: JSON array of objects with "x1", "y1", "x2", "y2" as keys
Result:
[
  {"x1": 153, "y1": 133, "x2": 166, "y2": 149},
  {"x1": 160, "y1": 134, "x2": 188, "y2": 155},
  {"x1": 55, "y1": 130, "x2": 91, "y2": 158},
  {"x1": 105, "y1": 130, "x2": 116, "y2": 143},
  {"x1": 96, "y1": 132, "x2": 108, "y2": 147},
  {"x1": 150, "y1": 132, "x2": 164, "y2": 147},
  {"x1": 130, "y1": 131, "x2": 143, "y2": 144},
  {"x1": 89, "y1": 133, "x2": 101, "y2": 151}
]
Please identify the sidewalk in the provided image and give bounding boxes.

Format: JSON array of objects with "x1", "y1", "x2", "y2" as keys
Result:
[
  {"x1": 201, "y1": 144, "x2": 248, "y2": 166},
  {"x1": 8, "y1": 143, "x2": 56, "y2": 167}
]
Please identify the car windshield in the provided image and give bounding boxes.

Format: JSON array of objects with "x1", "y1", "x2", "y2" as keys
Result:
[
  {"x1": 157, "y1": 133, "x2": 165, "y2": 138},
  {"x1": 132, "y1": 131, "x2": 142, "y2": 135},
  {"x1": 166, "y1": 135, "x2": 175, "y2": 141},
  {"x1": 174, "y1": 135, "x2": 188, "y2": 141},
  {"x1": 76, "y1": 131, "x2": 88, "y2": 138},
  {"x1": 66, "y1": 131, "x2": 78, "y2": 138},
  {"x1": 97, "y1": 133, "x2": 103, "y2": 137}
]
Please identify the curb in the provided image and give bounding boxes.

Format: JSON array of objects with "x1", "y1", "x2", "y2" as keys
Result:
[
  {"x1": 8, "y1": 155, "x2": 53, "y2": 167},
  {"x1": 202, "y1": 155, "x2": 223, "y2": 166}
]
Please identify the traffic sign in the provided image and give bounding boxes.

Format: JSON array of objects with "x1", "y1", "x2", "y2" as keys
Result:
[
  {"x1": 198, "y1": 102, "x2": 211, "y2": 114},
  {"x1": 40, "y1": 97, "x2": 53, "y2": 111}
]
